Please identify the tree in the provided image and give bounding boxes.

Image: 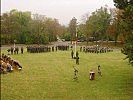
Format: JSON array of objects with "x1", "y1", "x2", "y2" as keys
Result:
[
  {"x1": 29, "y1": 14, "x2": 47, "y2": 44},
  {"x1": 113, "y1": 0, "x2": 133, "y2": 65},
  {"x1": 1, "y1": 9, "x2": 32, "y2": 44},
  {"x1": 1, "y1": 9, "x2": 65, "y2": 45},
  {"x1": 44, "y1": 18, "x2": 61, "y2": 43},
  {"x1": 80, "y1": 6, "x2": 112, "y2": 45},
  {"x1": 69, "y1": 17, "x2": 77, "y2": 44},
  {"x1": 1, "y1": 10, "x2": 21, "y2": 44}
]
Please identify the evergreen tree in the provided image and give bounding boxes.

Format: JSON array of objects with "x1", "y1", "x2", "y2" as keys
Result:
[{"x1": 113, "y1": 0, "x2": 133, "y2": 65}]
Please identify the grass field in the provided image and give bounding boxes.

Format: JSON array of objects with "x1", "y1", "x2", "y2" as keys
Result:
[{"x1": 1, "y1": 49, "x2": 133, "y2": 100}]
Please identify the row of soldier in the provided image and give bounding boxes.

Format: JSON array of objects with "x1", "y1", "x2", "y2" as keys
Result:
[
  {"x1": 27, "y1": 46, "x2": 52, "y2": 53},
  {"x1": 57, "y1": 45, "x2": 69, "y2": 51},
  {"x1": 0, "y1": 54, "x2": 22, "y2": 74},
  {"x1": 80, "y1": 46, "x2": 113, "y2": 54},
  {"x1": 7, "y1": 47, "x2": 24, "y2": 55},
  {"x1": 27, "y1": 45, "x2": 70, "y2": 53}
]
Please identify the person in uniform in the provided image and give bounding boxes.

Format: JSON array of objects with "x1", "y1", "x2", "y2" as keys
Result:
[
  {"x1": 14, "y1": 48, "x2": 16, "y2": 54},
  {"x1": 76, "y1": 56, "x2": 79, "y2": 65},
  {"x1": 16, "y1": 47, "x2": 19, "y2": 54},
  {"x1": 56, "y1": 46, "x2": 58, "y2": 51},
  {"x1": 80, "y1": 47, "x2": 82, "y2": 52},
  {"x1": 11, "y1": 47, "x2": 14, "y2": 55},
  {"x1": 76, "y1": 51, "x2": 79, "y2": 58},
  {"x1": 98, "y1": 64, "x2": 102, "y2": 76},
  {"x1": 73, "y1": 66, "x2": 78, "y2": 80},
  {"x1": 21, "y1": 47, "x2": 24, "y2": 54},
  {"x1": 71, "y1": 50, "x2": 74, "y2": 59}
]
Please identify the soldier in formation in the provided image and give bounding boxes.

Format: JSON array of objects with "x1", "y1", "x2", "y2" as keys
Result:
[
  {"x1": 21, "y1": 47, "x2": 24, "y2": 54},
  {"x1": 52, "y1": 46, "x2": 54, "y2": 52},
  {"x1": 80, "y1": 46, "x2": 113, "y2": 54},
  {"x1": 57, "y1": 45, "x2": 69, "y2": 51},
  {"x1": 71, "y1": 50, "x2": 74, "y2": 59},
  {"x1": 26, "y1": 46, "x2": 51, "y2": 53},
  {"x1": 55, "y1": 46, "x2": 58, "y2": 51},
  {"x1": 7, "y1": 47, "x2": 23, "y2": 55},
  {"x1": 76, "y1": 56, "x2": 79, "y2": 65},
  {"x1": 11, "y1": 47, "x2": 14, "y2": 55}
]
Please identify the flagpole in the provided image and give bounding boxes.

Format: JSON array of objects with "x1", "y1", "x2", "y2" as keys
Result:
[{"x1": 75, "y1": 27, "x2": 77, "y2": 57}]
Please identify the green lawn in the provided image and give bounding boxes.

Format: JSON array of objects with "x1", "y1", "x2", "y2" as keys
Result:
[{"x1": 1, "y1": 49, "x2": 133, "y2": 100}]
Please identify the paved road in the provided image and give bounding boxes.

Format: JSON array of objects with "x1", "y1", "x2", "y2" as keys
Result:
[
  {"x1": 51, "y1": 41, "x2": 70, "y2": 46},
  {"x1": 1, "y1": 41, "x2": 71, "y2": 50}
]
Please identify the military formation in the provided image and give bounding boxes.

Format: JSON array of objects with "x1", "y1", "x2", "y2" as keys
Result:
[
  {"x1": 4, "y1": 44, "x2": 107, "y2": 80},
  {"x1": 7, "y1": 47, "x2": 24, "y2": 55},
  {"x1": 26, "y1": 45, "x2": 69, "y2": 53},
  {"x1": 27, "y1": 46, "x2": 52, "y2": 53},
  {"x1": 80, "y1": 46, "x2": 113, "y2": 53},
  {"x1": 0, "y1": 54, "x2": 22, "y2": 74},
  {"x1": 57, "y1": 45, "x2": 69, "y2": 51}
]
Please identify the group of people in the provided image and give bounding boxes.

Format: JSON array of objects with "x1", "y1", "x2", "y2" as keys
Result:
[
  {"x1": 71, "y1": 47, "x2": 103, "y2": 81},
  {"x1": 7, "y1": 47, "x2": 24, "y2": 55},
  {"x1": 80, "y1": 46, "x2": 113, "y2": 54},
  {"x1": 26, "y1": 45, "x2": 70, "y2": 53},
  {"x1": 71, "y1": 50, "x2": 79, "y2": 65},
  {"x1": 57, "y1": 45, "x2": 69, "y2": 51},
  {"x1": 0, "y1": 54, "x2": 22, "y2": 74},
  {"x1": 27, "y1": 46, "x2": 52, "y2": 53},
  {"x1": 73, "y1": 64, "x2": 102, "y2": 81}
]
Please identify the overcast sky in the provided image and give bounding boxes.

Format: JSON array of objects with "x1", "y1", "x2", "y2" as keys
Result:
[{"x1": 1, "y1": 0, "x2": 115, "y2": 25}]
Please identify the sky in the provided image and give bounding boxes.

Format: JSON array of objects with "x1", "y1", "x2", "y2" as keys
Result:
[{"x1": 1, "y1": 0, "x2": 115, "y2": 26}]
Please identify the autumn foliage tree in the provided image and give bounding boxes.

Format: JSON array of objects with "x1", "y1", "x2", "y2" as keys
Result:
[
  {"x1": 1, "y1": 9, "x2": 65, "y2": 44},
  {"x1": 113, "y1": 0, "x2": 133, "y2": 65}
]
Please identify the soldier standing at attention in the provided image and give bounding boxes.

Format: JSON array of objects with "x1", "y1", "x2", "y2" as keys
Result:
[
  {"x1": 80, "y1": 46, "x2": 82, "y2": 52},
  {"x1": 21, "y1": 47, "x2": 24, "y2": 54},
  {"x1": 76, "y1": 56, "x2": 79, "y2": 65},
  {"x1": 16, "y1": 47, "x2": 19, "y2": 54},
  {"x1": 76, "y1": 51, "x2": 79, "y2": 58},
  {"x1": 14, "y1": 47, "x2": 16, "y2": 54},
  {"x1": 11, "y1": 47, "x2": 13, "y2": 55},
  {"x1": 71, "y1": 50, "x2": 74, "y2": 59},
  {"x1": 56, "y1": 46, "x2": 58, "y2": 51}
]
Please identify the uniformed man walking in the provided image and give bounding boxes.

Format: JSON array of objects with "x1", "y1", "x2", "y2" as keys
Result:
[{"x1": 73, "y1": 66, "x2": 78, "y2": 80}]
